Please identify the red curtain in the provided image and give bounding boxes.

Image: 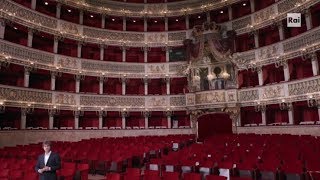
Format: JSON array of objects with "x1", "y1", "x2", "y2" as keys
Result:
[
  {"x1": 149, "y1": 111, "x2": 167, "y2": 127},
  {"x1": 168, "y1": 16, "x2": 186, "y2": 30},
  {"x1": 148, "y1": 79, "x2": 165, "y2": 95},
  {"x1": 12, "y1": 0, "x2": 31, "y2": 8},
  {"x1": 210, "y1": 8, "x2": 229, "y2": 23},
  {"x1": 104, "y1": 78, "x2": 122, "y2": 95},
  {"x1": 259, "y1": 26, "x2": 280, "y2": 47},
  {"x1": 147, "y1": 18, "x2": 165, "y2": 31},
  {"x1": 35, "y1": 0, "x2": 57, "y2": 17},
  {"x1": 60, "y1": 5, "x2": 79, "y2": 24},
  {"x1": 126, "y1": 47, "x2": 144, "y2": 62},
  {"x1": 126, "y1": 18, "x2": 144, "y2": 32},
  {"x1": 170, "y1": 77, "x2": 188, "y2": 94},
  {"x1": 254, "y1": 0, "x2": 275, "y2": 11},
  {"x1": 104, "y1": 46, "x2": 122, "y2": 62},
  {"x1": 105, "y1": 111, "x2": 122, "y2": 128},
  {"x1": 26, "y1": 109, "x2": 49, "y2": 128},
  {"x1": 0, "y1": 107, "x2": 21, "y2": 129},
  {"x1": 4, "y1": 23, "x2": 28, "y2": 46},
  {"x1": 311, "y1": 3, "x2": 320, "y2": 28},
  {"x1": 81, "y1": 43, "x2": 100, "y2": 60},
  {"x1": 80, "y1": 111, "x2": 98, "y2": 128},
  {"x1": 32, "y1": 32, "x2": 54, "y2": 53},
  {"x1": 105, "y1": 16, "x2": 123, "y2": 31},
  {"x1": 126, "y1": 79, "x2": 144, "y2": 95},
  {"x1": 174, "y1": 111, "x2": 190, "y2": 127},
  {"x1": 266, "y1": 104, "x2": 289, "y2": 124},
  {"x1": 29, "y1": 69, "x2": 51, "y2": 90},
  {"x1": 55, "y1": 73, "x2": 75, "y2": 92},
  {"x1": 197, "y1": 113, "x2": 232, "y2": 140},
  {"x1": 126, "y1": 112, "x2": 144, "y2": 128},
  {"x1": 189, "y1": 12, "x2": 207, "y2": 28},
  {"x1": 288, "y1": 57, "x2": 313, "y2": 80},
  {"x1": 148, "y1": 48, "x2": 165, "y2": 62},
  {"x1": 294, "y1": 101, "x2": 319, "y2": 124},
  {"x1": 55, "y1": 110, "x2": 74, "y2": 128},
  {"x1": 80, "y1": 76, "x2": 99, "y2": 93},
  {"x1": 262, "y1": 64, "x2": 284, "y2": 85},
  {"x1": 0, "y1": 64, "x2": 24, "y2": 87},
  {"x1": 232, "y1": 0, "x2": 251, "y2": 19},
  {"x1": 240, "y1": 106, "x2": 262, "y2": 126},
  {"x1": 238, "y1": 69, "x2": 259, "y2": 88},
  {"x1": 235, "y1": 34, "x2": 254, "y2": 52},
  {"x1": 83, "y1": 12, "x2": 101, "y2": 28},
  {"x1": 58, "y1": 38, "x2": 78, "y2": 57}
]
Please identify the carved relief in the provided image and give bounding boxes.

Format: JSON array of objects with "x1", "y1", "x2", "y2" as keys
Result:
[
  {"x1": 288, "y1": 78, "x2": 320, "y2": 96},
  {"x1": 195, "y1": 91, "x2": 225, "y2": 104},
  {"x1": 262, "y1": 85, "x2": 284, "y2": 99},
  {"x1": 186, "y1": 94, "x2": 195, "y2": 106},
  {"x1": 57, "y1": 56, "x2": 79, "y2": 69},
  {"x1": 145, "y1": 4, "x2": 167, "y2": 14},
  {"x1": 53, "y1": 94, "x2": 76, "y2": 105},
  {"x1": 170, "y1": 96, "x2": 186, "y2": 107},
  {"x1": 80, "y1": 96, "x2": 145, "y2": 107},
  {"x1": 146, "y1": 33, "x2": 167, "y2": 43},
  {"x1": 0, "y1": 87, "x2": 51, "y2": 103},
  {"x1": 253, "y1": 6, "x2": 276, "y2": 24},
  {"x1": 147, "y1": 64, "x2": 166, "y2": 74},
  {"x1": 146, "y1": 97, "x2": 168, "y2": 107},
  {"x1": 238, "y1": 90, "x2": 259, "y2": 102},
  {"x1": 256, "y1": 44, "x2": 281, "y2": 59},
  {"x1": 59, "y1": 21, "x2": 79, "y2": 35}
]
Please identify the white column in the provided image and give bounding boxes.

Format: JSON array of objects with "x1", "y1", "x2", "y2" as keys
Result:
[
  {"x1": 122, "y1": 49, "x2": 126, "y2": 62},
  {"x1": 167, "y1": 116, "x2": 171, "y2": 128},
  {"x1": 0, "y1": 19, "x2": 5, "y2": 39},
  {"x1": 257, "y1": 68, "x2": 263, "y2": 86},
  {"x1": 24, "y1": 68, "x2": 30, "y2": 87},
  {"x1": 99, "y1": 77, "x2": 104, "y2": 94},
  {"x1": 20, "y1": 110, "x2": 26, "y2": 129},
  {"x1": 122, "y1": 78, "x2": 126, "y2": 95},
  {"x1": 278, "y1": 23, "x2": 284, "y2": 41},
  {"x1": 100, "y1": 45, "x2": 104, "y2": 60},
  {"x1": 75, "y1": 75, "x2": 80, "y2": 93},
  {"x1": 123, "y1": 17, "x2": 126, "y2": 31},
  {"x1": 51, "y1": 73, "x2": 56, "y2": 90},
  {"x1": 74, "y1": 116, "x2": 79, "y2": 129},
  {"x1": 77, "y1": 43, "x2": 82, "y2": 58},
  {"x1": 228, "y1": 6, "x2": 233, "y2": 20},
  {"x1": 318, "y1": 107, "x2": 320, "y2": 122},
  {"x1": 311, "y1": 53, "x2": 319, "y2": 76},
  {"x1": 165, "y1": 17, "x2": 168, "y2": 31},
  {"x1": 261, "y1": 111, "x2": 266, "y2": 125},
  {"x1": 254, "y1": 31, "x2": 259, "y2": 48},
  {"x1": 56, "y1": 3, "x2": 61, "y2": 19},
  {"x1": 185, "y1": 15, "x2": 189, "y2": 29},
  {"x1": 144, "y1": 49, "x2": 148, "y2": 62},
  {"x1": 305, "y1": 9, "x2": 312, "y2": 30},
  {"x1": 31, "y1": 0, "x2": 36, "y2": 10},
  {"x1": 27, "y1": 29, "x2": 33, "y2": 47},
  {"x1": 79, "y1": 10, "x2": 84, "y2": 25},
  {"x1": 53, "y1": 37, "x2": 59, "y2": 54},
  {"x1": 288, "y1": 108, "x2": 294, "y2": 125},
  {"x1": 144, "y1": 79, "x2": 148, "y2": 95},
  {"x1": 145, "y1": 117, "x2": 148, "y2": 129},
  {"x1": 101, "y1": 14, "x2": 106, "y2": 28},
  {"x1": 144, "y1": 17, "x2": 147, "y2": 32},
  {"x1": 283, "y1": 62, "x2": 290, "y2": 81},
  {"x1": 98, "y1": 114, "x2": 103, "y2": 129},
  {"x1": 122, "y1": 116, "x2": 126, "y2": 129},
  {"x1": 250, "y1": 0, "x2": 255, "y2": 13},
  {"x1": 49, "y1": 115, "x2": 54, "y2": 129},
  {"x1": 166, "y1": 77, "x2": 170, "y2": 95},
  {"x1": 166, "y1": 49, "x2": 170, "y2": 62}
]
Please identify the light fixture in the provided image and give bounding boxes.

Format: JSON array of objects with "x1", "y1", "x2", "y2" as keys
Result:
[
  {"x1": 279, "y1": 99, "x2": 291, "y2": 110},
  {"x1": 207, "y1": 73, "x2": 216, "y2": 81},
  {"x1": 221, "y1": 71, "x2": 230, "y2": 79},
  {"x1": 175, "y1": 19, "x2": 179, "y2": 22},
  {"x1": 133, "y1": 20, "x2": 136, "y2": 22},
  {"x1": 220, "y1": 10, "x2": 224, "y2": 14},
  {"x1": 243, "y1": 3, "x2": 246, "y2": 6},
  {"x1": 198, "y1": 15, "x2": 201, "y2": 19},
  {"x1": 254, "y1": 101, "x2": 266, "y2": 112},
  {"x1": 13, "y1": 27, "x2": 17, "y2": 30},
  {"x1": 0, "y1": 100, "x2": 5, "y2": 113},
  {"x1": 44, "y1": 2, "x2": 48, "y2": 5},
  {"x1": 112, "y1": 18, "x2": 115, "y2": 21},
  {"x1": 154, "y1": 20, "x2": 157, "y2": 23},
  {"x1": 90, "y1": 15, "x2": 94, "y2": 18}
]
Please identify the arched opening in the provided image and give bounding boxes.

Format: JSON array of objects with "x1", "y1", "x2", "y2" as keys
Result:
[{"x1": 197, "y1": 113, "x2": 232, "y2": 140}]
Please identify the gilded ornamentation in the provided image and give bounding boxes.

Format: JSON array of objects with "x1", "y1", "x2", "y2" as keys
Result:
[
  {"x1": 146, "y1": 33, "x2": 167, "y2": 43},
  {"x1": 0, "y1": 86, "x2": 51, "y2": 103},
  {"x1": 262, "y1": 85, "x2": 284, "y2": 99},
  {"x1": 195, "y1": 91, "x2": 225, "y2": 104},
  {"x1": 80, "y1": 96, "x2": 145, "y2": 107},
  {"x1": 170, "y1": 96, "x2": 186, "y2": 107},
  {"x1": 146, "y1": 97, "x2": 168, "y2": 107},
  {"x1": 57, "y1": 56, "x2": 79, "y2": 69},
  {"x1": 53, "y1": 94, "x2": 76, "y2": 105},
  {"x1": 147, "y1": 64, "x2": 166, "y2": 74},
  {"x1": 168, "y1": 32, "x2": 186, "y2": 41},
  {"x1": 59, "y1": 21, "x2": 79, "y2": 35},
  {"x1": 253, "y1": 6, "x2": 276, "y2": 24},
  {"x1": 238, "y1": 90, "x2": 259, "y2": 102},
  {"x1": 288, "y1": 78, "x2": 320, "y2": 96},
  {"x1": 186, "y1": 94, "x2": 195, "y2": 106}
]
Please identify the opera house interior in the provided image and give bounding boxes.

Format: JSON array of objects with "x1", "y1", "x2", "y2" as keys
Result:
[{"x1": 0, "y1": 0, "x2": 320, "y2": 179}]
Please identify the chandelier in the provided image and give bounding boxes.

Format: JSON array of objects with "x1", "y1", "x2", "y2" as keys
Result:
[
  {"x1": 220, "y1": 71, "x2": 230, "y2": 79},
  {"x1": 48, "y1": 105, "x2": 60, "y2": 116},
  {"x1": 307, "y1": 95, "x2": 320, "y2": 107},
  {"x1": 0, "y1": 101, "x2": 5, "y2": 113},
  {"x1": 279, "y1": 99, "x2": 292, "y2": 110},
  {"x1": 254, "y1": 101, "x2": 266, "y2": 112},
  {"x1": 73, "y1": 106, "x2": 84, "y2": 117}
]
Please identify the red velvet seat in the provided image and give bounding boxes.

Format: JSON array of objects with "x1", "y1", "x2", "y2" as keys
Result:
[
  {"x1": 106, "y1": 173, "x2": 121, "y2": 180},
  {"x1": 163, "y1": 171, "x2": 180, "y2": 180},
  {"x1": 206, "y1": 175, "x2": 227, "y2": 180},
  {"x1": 77, "y1": 163, "x2": 89, "y2": 180},
  {"x1": 183, "y1": 173, "x2": 201, "y2": 180}
]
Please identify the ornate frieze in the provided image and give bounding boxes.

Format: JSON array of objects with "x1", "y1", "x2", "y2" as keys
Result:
[
  {"x1": 195, "y1": 91, "x2": 226, "y2": 104},
  {"x1": 0, "y1": 86, "x2": 52, "y2": 103},
  {"x1": 238, "y1": 89, "x2": 259, "y2": 102},
  {"x1": 170, "y1": 96, "x2": 186, "y2": 107},
  {"x1": 145, "y1": 96, "x2": 169, "y2": 107},
  {"x1": 81, "y1": 61, "x2": 144, "y2": 74},
  {"x1": 146, "y1": 64, "x2": 167, "y2": 74},
  {"x1": 53, "y1": 93, "x2": 76, "y2": 105},
  {"x1": 168, "y1": 32, "x2": 187, "y2": 42},
  {"x1": 253, "y1": 5, "x2": 277, "y2": 25},
  {"x1": 277, "y1": 0, "x2": 303, "y2": 14},
  {"x1": 288, "y1": 78, "x2": 320, "y2": 96},
  {"x1": 83, "y1": 28, "x2": 144, "y2": 43},
  {"x1": 232, "y1": 16, "x2": 252, "y2": 30},
  {"x1": 80, "y1": 95, "x2": 145, "y2": 107},
  {"x1": 261, "y1": 85, "x2": 284, "y2": 99}
]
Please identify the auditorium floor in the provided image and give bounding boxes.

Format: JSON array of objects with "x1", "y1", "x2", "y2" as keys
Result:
[{"x1": 88, "y1": 174, "x2": 105, "y2": 180}]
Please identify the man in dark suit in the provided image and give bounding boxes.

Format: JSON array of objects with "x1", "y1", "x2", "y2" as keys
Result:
[{"x1": 35, "y1": 141, "x2": 61, "y2": 180}]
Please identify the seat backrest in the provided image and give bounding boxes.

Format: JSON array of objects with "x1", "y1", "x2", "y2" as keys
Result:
[
  {"x1": 23, "y1": 172, "x2": 38, "y2": 180},
  {"x1": 106, "y1": 173, "x2": 120, "y2": 180},
  {"x1": 206, "y1": 175, "x2": 227, "y2": 180},
  {"x1": 183, "y1": 173, "x2": 201, "y2": 180},
  {"x1": 163, "y1": 171, "x2": 180, "y2": 180},
  {"x1": 126, "y1": 168, "x2": 140, "y2": 177}
]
